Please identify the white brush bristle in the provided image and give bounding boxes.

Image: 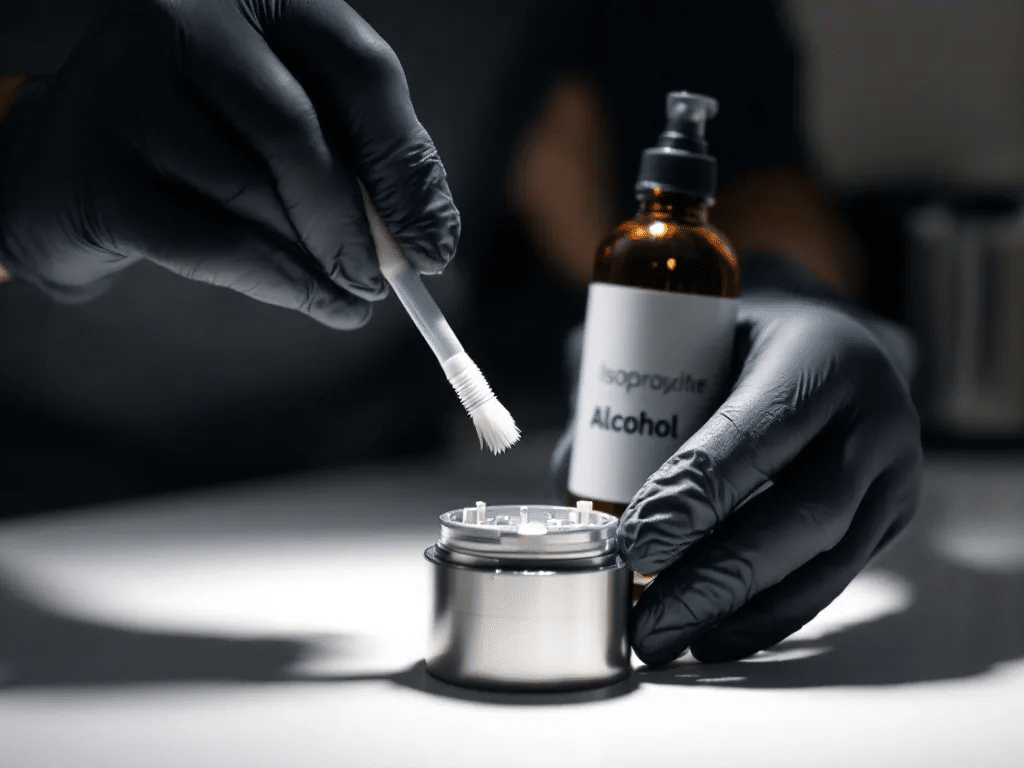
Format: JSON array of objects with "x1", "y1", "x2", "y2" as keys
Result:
[
  {"x1": 446, "y1": 358, "x2": 521, "y2": 454},
  {"x1": 469, "y1": 397, "x2": 521, "y2": 455}
]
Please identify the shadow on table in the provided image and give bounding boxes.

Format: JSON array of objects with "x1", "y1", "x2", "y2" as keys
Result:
[
  {"x1": 1, "y1": 528, "x2": 1022, "y2": 696},
  {"x1": 0, "y1": 572, "x2": 637, "y2": 704},
  {"x1": 0, "y1": 576, "x2": 318, "y2": 687},
  {"x1": 322, "y1": 661, "x2": 641, "y2": 706},
  {"x1": 636, "y1": 530, "x2": 1024, "y2": 690}
]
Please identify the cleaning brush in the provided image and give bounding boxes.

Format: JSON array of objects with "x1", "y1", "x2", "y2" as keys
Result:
[{"x1": 358, "y1": 182, "x2": 520, "y2": 455}]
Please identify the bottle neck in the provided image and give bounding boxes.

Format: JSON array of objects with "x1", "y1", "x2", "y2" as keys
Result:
[{"x1": 637, "y1": 190, "x2": 710, "y2": 225}]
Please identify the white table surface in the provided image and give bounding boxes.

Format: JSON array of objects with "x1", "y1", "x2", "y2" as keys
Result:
[{"x1": 1, "y1": 431, "x2": 1023, "y2": 767}]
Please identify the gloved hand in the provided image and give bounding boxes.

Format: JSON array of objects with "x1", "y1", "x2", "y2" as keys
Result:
[
  {"x1": 0, "y1": 0, "x2": 459, "y2": 328},
  {"x1": 553, "y1": 293, "x2": 923, "y2": 665}
]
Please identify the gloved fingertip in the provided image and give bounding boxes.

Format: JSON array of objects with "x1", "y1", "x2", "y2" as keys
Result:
[
  {"x1": 345, "y1": 275, "x2": 390, "y2": 302},
  {"x1": 626, "y1": 555, "x2": 664, "y2": 578},
  {"x1": 620, "y1": 542, "x2": 657, "y2": 576},
  {"x1": 316, "y1": 297, "x2": 373, "y2": 331},
  {"x1": 371, "y1": 151, "x2": 460, "y2": 276},
  {"x1": 403, "y1": 252, "x2": 450, "y2": 276},
  {"x1": 616, "y1": 518, "x2": 675, "y2": 575},
  {"x1": 370, "y1": 277, "x2": 390, "y2": 300},
  {"x1": 624, "y1": 553, "x2": 665, "y2": 578},
  {"x1": 401, "y1": 221, "x2": 458, "y2": 275},
  {"x1": 689, "y1": 636, "x2": 747, "y2": 664},
  {"x1": 629, "y1": 594, "x2": 687, "y2": 668},
  {"x1": 632, "y1": 632, "x2": 687, "y2": 669}
]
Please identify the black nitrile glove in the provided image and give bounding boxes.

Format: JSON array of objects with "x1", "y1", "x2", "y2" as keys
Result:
[
  {"x1": 553, "y1": 290, "x2": 923, "y2": 666},
  {"x1": 0, "y1": 0, "x2": 459, "y2": 328}
]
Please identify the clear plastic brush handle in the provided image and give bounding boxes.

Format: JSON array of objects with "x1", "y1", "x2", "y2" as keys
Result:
[{"x1": 358, "y1": 183, "x2": 464, "y2": 364}]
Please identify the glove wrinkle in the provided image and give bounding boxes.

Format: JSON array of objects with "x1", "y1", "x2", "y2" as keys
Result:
[
  {"x1": 262, "y1": 0, "x2": 461, "y2": 276},
  {"x1": 363, "y1": 138, "x2": 460, "y2": 274},
  {"x1": 690, "y1": 447, "x2": 922, "y2": 663},
  {"x1": 620, "y1": 448, "x2": 725, "y2": 575},
  {"x1": 0, "y1": 0, "x2": 461, "y2": 326}
]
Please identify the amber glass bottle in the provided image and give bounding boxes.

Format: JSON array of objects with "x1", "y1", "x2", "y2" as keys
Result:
[
  {"x1": 565, "y1": 92, "x2": 741, "y2": 597},
  {"x1": 566, "y1": 188, "x2": 740, "y2": 517}
]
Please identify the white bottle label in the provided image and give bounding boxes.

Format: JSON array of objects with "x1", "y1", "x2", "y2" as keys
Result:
[{"x1": 568, "y1": 283, "x2": 738, "y2": 505}]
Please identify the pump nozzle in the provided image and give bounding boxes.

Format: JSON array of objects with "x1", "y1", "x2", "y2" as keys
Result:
[
  {"x1": 660, "y1": 92, "x2": 719, "y2": 154},
  {"x1": 636, "y1": 90, "x2": 719, "y2": 199}
]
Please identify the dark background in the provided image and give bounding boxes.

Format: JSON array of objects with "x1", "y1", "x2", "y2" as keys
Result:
[{"x1": 1, "y1": 0, "x2": 1022, "y2": 516}]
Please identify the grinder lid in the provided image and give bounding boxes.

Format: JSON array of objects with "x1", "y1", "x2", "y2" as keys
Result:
[{"x1": 435, "y1": 501, "x2": 618, "y2": 563}]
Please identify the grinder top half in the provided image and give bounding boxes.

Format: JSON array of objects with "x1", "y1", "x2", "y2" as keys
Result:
[{"x1": 432, "y1": 502, "x2": 620, "y2": 568}]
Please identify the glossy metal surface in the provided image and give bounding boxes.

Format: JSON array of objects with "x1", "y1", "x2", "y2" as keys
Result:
[
  {"x1": 425, "y1": 503, "x2": 630, "y2": 690},
  {"x1": 425, "y1": 547, "x2": 629, "y2": 690}
]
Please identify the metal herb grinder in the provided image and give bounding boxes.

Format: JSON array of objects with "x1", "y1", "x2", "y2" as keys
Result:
[{"x1": 424, "y1": 501, "x2": 631, "y2": 691}]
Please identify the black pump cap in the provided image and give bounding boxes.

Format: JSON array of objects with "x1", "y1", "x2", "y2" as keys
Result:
[{"x1": 635, "y1": 91, "x2": 719, "y2": 198}]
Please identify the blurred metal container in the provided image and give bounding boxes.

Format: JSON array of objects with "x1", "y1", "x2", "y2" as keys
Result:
[
  {"x1": 907, "y1": 197, "x2": 1024, "y2": 438},
  {"x1": 425, "y1": 502, "x2": 630, "y2": 691}
]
